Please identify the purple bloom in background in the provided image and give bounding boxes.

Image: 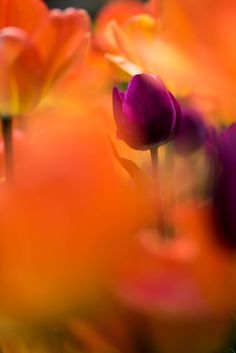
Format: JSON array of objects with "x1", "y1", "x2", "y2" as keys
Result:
[
  {"x1": 214, "y1": 123, "x2": 236, "y2": 249},
  {"x1": 174, "y1": 107, "x2": 209, "y2": 155},
  {"x1": 112, "y1": 74, "x2": 181, "y2": 150}
]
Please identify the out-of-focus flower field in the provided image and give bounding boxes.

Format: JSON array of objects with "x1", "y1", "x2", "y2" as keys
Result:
[{"x1": 1, "y1": 0, "x2": 236, "y2": 352}]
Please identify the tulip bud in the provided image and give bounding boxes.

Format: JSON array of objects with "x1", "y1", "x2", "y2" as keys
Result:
[{"x1": 112, "y1": 73, "x2": 181, "y2": 150}]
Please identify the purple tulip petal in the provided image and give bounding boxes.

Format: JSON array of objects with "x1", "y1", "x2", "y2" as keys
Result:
[
  {"x1": 175, "y1": 107, "x2": 208, "y2": 155},
  {"x1": 168, "y1": 91, "x2": 181, "y2": 137},
  {"x1": 214, "y1": 123, "x2": 236, "y2": 249},
  {"x1": 123, "y1": 74, "x2": 175, "y2": 123},
  {"x1": 112, "y1": 74, "x2": 181, "y2": 150}
]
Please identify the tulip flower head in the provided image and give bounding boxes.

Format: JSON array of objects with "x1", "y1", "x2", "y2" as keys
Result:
[
  {"x1": 112, "y1": 73, "x2": 181, "y2": 150},
  {"x1": 0, "y1": 0, "x2": 90, "y2": 183},
  {"x1": 0, "y1": 0, "x2": 91, "y2": 117},
  {"x1": 0, "y1": 27, "x2": 42, "y2": 117},
  {"x1": 113, "y1": 73, "x2": 181, "y2": 238}
]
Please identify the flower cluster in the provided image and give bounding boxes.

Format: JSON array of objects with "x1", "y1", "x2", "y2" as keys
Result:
[{"x1": 0, "y1": 1, "x2": 236, "y2": 353}]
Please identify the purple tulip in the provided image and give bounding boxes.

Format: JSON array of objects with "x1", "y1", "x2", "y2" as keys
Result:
[
  {"x1": 112, "y1": 74, "x2": 181, "y2": 150},
  {"x1": 174, "y1": 107, "x2": 209, "y2": 155},
  {"x1": 213, "y1": 123, "x2": 236, "y2": 249}
]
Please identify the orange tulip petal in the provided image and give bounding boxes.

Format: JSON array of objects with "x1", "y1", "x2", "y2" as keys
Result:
[
  {"x1": 105, "y1": 20, "x2": 141, "y2": 65},
  {"x1": 33, "y1": 8, "x2": 91, "y2": 90},
  {"x1": 162, "y1": 0, "x2": 236, "y2": 119},
  {"x1": 0, "y1": 0, "x2": 49, "y2": 35},
  {"x1": 0, "y1": 27, "x2": 43, "y2": 116},
  {"x1": 123, "y1": 14, "x2": 159, "y2": 70},
  {"x1": 148, "y1": 0, "x2": 161, "y2": 18},
  {"x1": 94, "y1": 0, "x2": 149, "y2": 51},
  {"x1": 96, "y1": 0, "x2": 147, "y2": 29}
]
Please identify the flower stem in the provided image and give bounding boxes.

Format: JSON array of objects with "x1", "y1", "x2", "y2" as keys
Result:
[
  {"x1": 150, "y1": 146, "x2": 166, "y2": 237},
  {"x1": 1, "y1": 116, "x2": 14, "y2": 185}
]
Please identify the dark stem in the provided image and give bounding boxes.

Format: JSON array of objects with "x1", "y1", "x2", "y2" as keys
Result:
[
  {"x1": 1, "y1": 116, "x2": 14, "y2": 185},
  {"x1": 150, "y1": 146, "x2": 166, "y2": 237}
]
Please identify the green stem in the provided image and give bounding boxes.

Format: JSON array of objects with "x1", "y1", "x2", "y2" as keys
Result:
[
  {"x1": 150, "y1": 146, "x2": 166, "y2": 237},
  {"x1": 1, "y1": 116, "x2": 14, "y2": 185}
]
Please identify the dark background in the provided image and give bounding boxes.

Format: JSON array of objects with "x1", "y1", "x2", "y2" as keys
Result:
[
  {"x1": 44, "y1": 0, "x2": 109, "y2": 17},
  {"x1": 44, "y1": 0, "x2": 146, "y2": 18}
]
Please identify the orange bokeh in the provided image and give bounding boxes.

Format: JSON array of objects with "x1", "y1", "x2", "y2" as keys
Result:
[
  {"x1": 108, "y1": 202, "x2": 236, "y2": 318},
  {"x1": 161, "y1": 0, "x2": 236, "y2": 120},
  {"x1": 0, "y1": 115, "x2": 144, "y2": 320}
]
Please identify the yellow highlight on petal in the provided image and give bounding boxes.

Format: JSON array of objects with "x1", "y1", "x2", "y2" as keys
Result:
[{"x1": 125, "y1": 14, "x2": 159, "y2": 36}]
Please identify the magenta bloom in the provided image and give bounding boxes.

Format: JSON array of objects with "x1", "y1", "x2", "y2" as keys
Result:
[
  {"x1": 214, "y1": 123, "x2": 236, "y2": 249},
  {"x1": 112, "y1": 74, "x2": 181, "y2": 150}
]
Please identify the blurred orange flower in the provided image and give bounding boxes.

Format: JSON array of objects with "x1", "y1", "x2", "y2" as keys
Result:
[
  {"x1": 0, "y1": 114, "x2": 143, "y2": 321},
  {"x1": 0, "y1": 0, "x2": 90, "y2": 116},
  {"x1": 96, "y1": 0, "x2": 236, "y2": 121},
  {"x1": 96, "y1": 203, "x2": 236, "y2": 353},
  {"x1": 94, "y1": 0, "x2": 154, "y2": 52},
  {"x1": 95, "y1": 0, "x2": 196, "y2": 103},
  {"x1": 109, "y1": 203, "x2": 236, "y2": 316},
  {"x1": 161, "y1": 0, "x2": 236, "y2": 120}
]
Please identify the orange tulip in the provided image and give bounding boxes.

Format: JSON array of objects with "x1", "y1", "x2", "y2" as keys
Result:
[
  {"x1": 95, "y1": 0, "x2": 195, "y2": 99},
  {"x1": 94, "y1": 0, "x2": 152, "y2": 52},
  {"x1": 98, "y1": 0, "x2": 236, "y2": 120},
  {"x1": 0, "y1": 0, "x2": 90, "y2": 116}
]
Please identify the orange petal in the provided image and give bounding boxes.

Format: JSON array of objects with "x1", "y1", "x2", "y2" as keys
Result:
[
  {"x1": 106, "y1": 20, "x2": 141, "y2": 65},
  {"x1": 162, "y1": 0, "x2": 236, "y2": 119},
  {"x1": 95, "y1": 0, "x2": 148, "y2": 30},
  {"x1": 0, "y1": 0, "x2": 49, "y2": 35},
  {"x1": 33, "y1": 8, "x2": 91, "y2": 91},
  {"x1": 147, "y1": 0, "x2": 161, "y2": 18},
  {"x1": 123, "y1": 14, "x2": 160, "y2": 70},
  {"x1": 94, "y1": 0, "x2": 149, "y2": 51},
  {"x1": 105, "y1": 53, "x2": 141, "y2": 77},
  {"x1": 124, "y1": 14, "x2": 159, "y2": 38},
  {"x1": 0, "y1": 27, "x2": 43, "y2": 116}
]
